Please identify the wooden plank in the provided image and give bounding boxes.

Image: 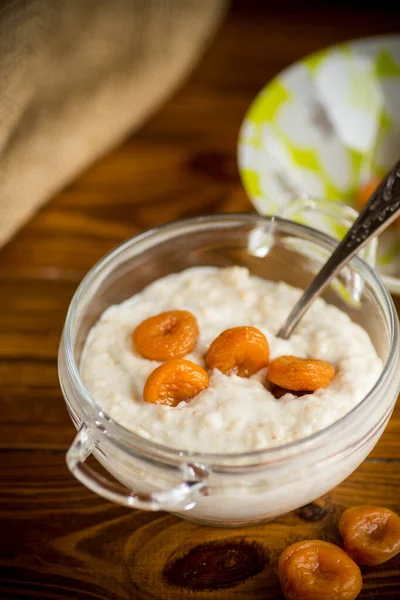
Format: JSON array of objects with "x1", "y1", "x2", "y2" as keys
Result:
[
  {"x1": 0, "y1": 451, "x2": 399, "y2": 599},
  {"x1": 0, "y1": 1, "x2": 399, "y2": 598}
]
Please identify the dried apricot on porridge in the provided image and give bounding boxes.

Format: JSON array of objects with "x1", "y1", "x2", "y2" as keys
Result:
[
  {"x1": 339, "y1": 505, "x2": 400, "y2": 566},
  {"x1": 270, "y1": 385, "x2": 309, "y2": 399},
  {"x1": 133, "y1": 310, "x2": 199, "y2": 361},
  {"x1": 205, "y1": 326, "x2": 269, "y2": 377},
  {"x1": 278, "y1": 540, "x2": 362, "y2": 600},
  {"x1": 143, "y1": 358, "x2": 208, "y2": 407},
  {"x1": 267, "y1": 355, "x2": 335, "y2": 391}
]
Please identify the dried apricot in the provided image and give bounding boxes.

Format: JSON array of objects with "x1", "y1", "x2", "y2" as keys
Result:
[
  {"x1": 356, "y1": 177, "x2": 381, "y2": 211},
  {"x1": 271, "y1": 385, "x2": 309, "y2": 399},
  {"x1": 267, "y1": 355, "x2": 335, "y2": 391},
  {"x1": 205, "y1": 326, "x2": 269, "y2": 377},
  {"x1": 143, "y1": 358, "x2": 208, "y2": 406},
  {"x1": 278, "y1": 540, "x2": 362, "y2": 600},
  {"x1": 133, "y1": 310, "x2": 199, "y2": 361},
  {"x1": 339, "y1": 505, "x2": 400, "y2": 566}
]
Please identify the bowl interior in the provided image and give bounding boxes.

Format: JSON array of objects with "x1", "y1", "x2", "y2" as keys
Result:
[{"x1": 63, "y1": 215, "x2": 397, "y2": 465}]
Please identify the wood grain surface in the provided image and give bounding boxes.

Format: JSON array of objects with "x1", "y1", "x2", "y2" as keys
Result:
[{"x1": 1, "y1": 2, "x2": 399, "y2": 598}]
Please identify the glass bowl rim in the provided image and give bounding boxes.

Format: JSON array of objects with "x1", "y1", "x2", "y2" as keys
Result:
[{"x1": 61, "y1": 213, "x2": 398, "y2": 466}]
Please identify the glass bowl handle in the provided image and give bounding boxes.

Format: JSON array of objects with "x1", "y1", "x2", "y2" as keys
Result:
[
  {"x1": 66, "y1": 426, "x2": 209, "y2": 511},
  {"x1": 280, "y1": 197, "x2": 378, "y2": 303},
  {"x1": 280, "y1": 196, "x2": 377, "y2": 266}
]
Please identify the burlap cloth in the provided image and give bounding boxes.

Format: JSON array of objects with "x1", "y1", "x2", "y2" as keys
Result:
[{"x1": 0, "y1": 0, "x2": 227, "y2": 248}]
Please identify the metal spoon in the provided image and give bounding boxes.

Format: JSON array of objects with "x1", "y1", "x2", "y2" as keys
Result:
[{"x1": 278, "y1": 160, "x2": 400, "y2": 339}]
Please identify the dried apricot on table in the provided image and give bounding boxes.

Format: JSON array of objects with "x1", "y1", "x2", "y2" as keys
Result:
[
  {"x1": 133, "y1": 310, "x2": 199, "y2": 361},
  {"x1": 278, "y1": 540, "x2": 362, "y2": 600},
  {"x1": 267, "y1": 355, "x2": 335, "y2": 391},
  {"x1": 205, "y1": 326, "x2": 269, "y2": 377},
  {"x1": 143, "y1": 358, "x2": 208, "y2": 407},
  {"x1": 339, "y1": 505, "x2": 400, "y2": 566}
]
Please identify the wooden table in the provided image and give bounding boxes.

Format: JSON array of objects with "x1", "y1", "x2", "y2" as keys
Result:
[{"x1": 1, "y1": 2, "x2": 399, "y2": 598}]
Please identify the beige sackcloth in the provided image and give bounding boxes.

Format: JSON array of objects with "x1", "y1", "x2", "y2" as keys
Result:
[{"x1": 0, "y1": 0, "x2": 227, "y2": 248}]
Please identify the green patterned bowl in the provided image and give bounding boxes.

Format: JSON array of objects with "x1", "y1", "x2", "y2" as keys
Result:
[{"x1": 238, "y1": 35, "x2": 400, "y2": 294}]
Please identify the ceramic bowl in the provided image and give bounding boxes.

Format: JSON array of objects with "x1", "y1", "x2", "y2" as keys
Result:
[{"x1": 238, "y1": 35, "x2": 400, "y2": 293}]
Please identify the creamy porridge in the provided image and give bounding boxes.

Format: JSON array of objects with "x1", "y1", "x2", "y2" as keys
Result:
[{"x1": 81, "y1": 266, "x2": 382, "y2": 453}]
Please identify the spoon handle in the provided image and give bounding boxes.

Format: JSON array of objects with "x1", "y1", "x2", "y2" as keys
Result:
[{"x1": 278, "y1": 160, "x2": 400, "y2": 340}]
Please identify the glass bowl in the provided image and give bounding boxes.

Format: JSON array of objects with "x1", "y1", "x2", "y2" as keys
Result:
[{"x1": 59, "y1": 214, "x2": 400, "y2": 527}]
